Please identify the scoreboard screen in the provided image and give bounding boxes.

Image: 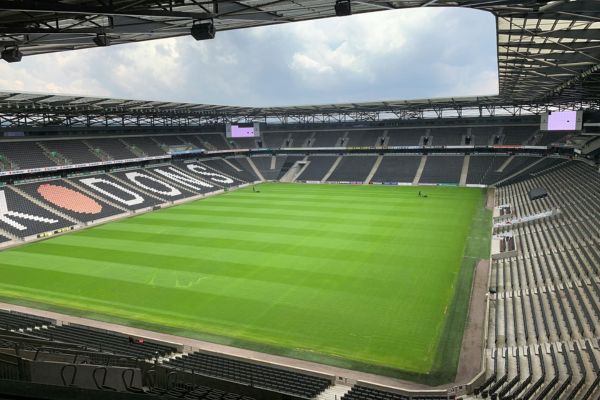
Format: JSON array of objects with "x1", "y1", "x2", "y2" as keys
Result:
[
  {"x1": 540, "y1": 110, "x2": 582, "y2": 131},
  {"x1": 226, "y1": 122, "x2": 261, "y2": 138}
]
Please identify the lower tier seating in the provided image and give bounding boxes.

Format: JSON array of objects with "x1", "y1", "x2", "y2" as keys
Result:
[
  {"x1": 16, "y1": 180, "x2": 126, "y2": 223},
  {"x1": 34, "y1": 324, "x2": 176, "y2": 360},
  {"x1": 200, "y1": 159, "x2": 252, "y2": 183},
  {"x1": 419, "y1": 155, "x2": 463, "y2": 184},
  {"x1": 342, "y1": 385, "x2": 449, "y2": 400},
  {"x1": 71, "y1": 173, "x2": 164, "y2": 211},
  {"x1": 370, "y1": 155, "x2": 421, "y2": 183},
  {"x1": 327, "y1": 155, "x2": 377, "y2": 182},
  {"x1": 250, "y1": 155, "x2": 283, "y2": 180},
  {"x1": 164, "y1": 351, "x2": 331, "y2": 398},
  {"x1": 149, "y1": 382, "x2": 256, "y2": 400},
  {"x1": 475, "y1": 160, "x2": 600, "y2": 400},
  {"x1": 110, "y1": 168, "x2": 198, "y2": 201},
  {"x1": 0, "y1": 310, "x2": 53, "y2": 331},
  {"x1": 277, "y1": 155, "x2": 305, "y2": 179},
  {"x1": 296, "y1": 155, "x2": 337, "y2": 182},
  {"x1": 0, "y1": 187, "x2": 73, "y2": 238}
]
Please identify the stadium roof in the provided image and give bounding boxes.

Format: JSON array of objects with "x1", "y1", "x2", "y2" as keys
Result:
[
  {"x1": 0, "y1": 90, "x2": 597, "y2": 129},
  {"x1": 0, "y1": 1, "x2": 599, "y2": 107}
]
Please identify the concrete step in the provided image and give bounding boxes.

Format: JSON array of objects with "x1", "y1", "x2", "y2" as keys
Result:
[
  {"x1": 364, "y1": 154, "x2": 383, "y2": 184},
  {"x1": 314, "y1": 384, "x2": 353, "y2": 400},
  {"x1": 413, "y1": 155, "x2": 427, "y2": 185},
  {"x1": 460, "y1": 154, "x2": 470, "y2": 186},
  {"x1": 321, "y1": 156, "x2": 343, "y2": 183},
  {"x1": 246, "y1": 156, "x2": 265, "y2": 181}
]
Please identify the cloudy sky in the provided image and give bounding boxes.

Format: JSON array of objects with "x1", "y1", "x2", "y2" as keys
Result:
[{"x1": 0, "y1": 7, "x2": 498, "y2": 107}]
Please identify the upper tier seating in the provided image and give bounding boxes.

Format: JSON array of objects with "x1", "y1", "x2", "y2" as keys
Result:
[
  {"x1": 164, "y1": 351, "x2": 331, "y2": 398},
  {"x1": 122, "y1": 137, "x2": 166, "y2": 156},
  {"x1": 386, "y1": 129, "x2": 425, "y2": 146},
  {"x1": 152, "y1": 135, "x2": 186, "y2": 147},
  {"x1": 43, "y1": 140, "x2": 101, "y2": 164},
  {"x1": 429, "y1": 127, "x2": 465, "y2": 146},
  {"x1": 34, "y1": 324, "x2": 176, "y2": 359},
  {"x1": 85, "y1": 138, "x2": 138, "y2": 160},
  {"x1": 327, "y1": 155, "x2": 377, "y2": 182},
  {"x1": 289, "y1": 131, "x2": 312, "y2": 147},
  {"x1": 502, "y1": 126, "x2": 537, "y2": 144},
  {"x1": 345, "y1": 130, "x2": 379, "y2": 147},
  {"x1": 296, "y1": 155, "x2": 338, "y2": 182},
  {"x1": 419, "y1": 155, "x2": 463, "y2": 184},
  {"x1": 0, "y1": 310, "x2": 53, "y2": 331},
  {"x1": 537, "y1": 132, "x2": 571, "y2": 146},
  {"x1": 370, "y1": 155, "x2": 421, "y2": 183},
  {"x1": 196, "y1": 134, "x2": 231, "y2": 150},
  {"x1": 0, "y1": 141, "x2": 56, "y2": 169},
  {"x1": 261, "y1": 132, "x2": 286, "y2": 148},
  {"x1": 311, "y1": 131, "x2": 342, "y2": 147},
  {"x1": 16, "y1": 180, "x2": 126, "y2": 222},
  {"x1": 72, "y1": 173, "x2": 164, "y2": 210},
  {"x1": 231, "y1": 137, "x2": 257, "y2": 149},
  {"x1": 0, "y1": 187, "x2": 73, "y2": 238},
  {"x1": 470, "y1": 127, "x2": 500, "y2": 146}
]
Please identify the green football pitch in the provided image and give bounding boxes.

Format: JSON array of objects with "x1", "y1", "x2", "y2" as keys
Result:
[{"x1": 0, "y1": 183, "x2": 491, "y2": 382}]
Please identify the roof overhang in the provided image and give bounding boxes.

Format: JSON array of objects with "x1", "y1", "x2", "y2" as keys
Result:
[{"x1": 0, "y1": 1, "x2": 599, "y2": 105}]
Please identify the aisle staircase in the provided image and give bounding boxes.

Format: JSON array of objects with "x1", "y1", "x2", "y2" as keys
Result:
[
  {"x1": 321, "y1": 156, "x2": 342, "y2": 183},
  {"x1": 246, "y1": 156, "x2": 265, "y2": 181},
  {"x1": 364, "y1": 155, "x2": 383, "y2": 184},
  {"x1": 413, "y1": 155, "x2": 427, "y2": 184},
  {"x1": 315, "y1": 384, "x2": 353, "y2": 400},
  {"x1": 119, "y1": 139, "x2": 146, "y2": 158},
  {"x1": 277, "y1": 157, "x2": 301, "y2": 180}
]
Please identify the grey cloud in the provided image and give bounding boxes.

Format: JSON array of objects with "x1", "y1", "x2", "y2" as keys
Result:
[{"x1": 0, "y1": 7, "x2": 498, "y2": 106}]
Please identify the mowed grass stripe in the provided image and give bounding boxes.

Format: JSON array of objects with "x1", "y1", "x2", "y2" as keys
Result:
[
  {"x1": 0, "y1": 183, "x2": 488, "y2": 376},
  {"x1": 61, "y1": 225, "x2": 464, "y2": 260},
  {"x1": 4, "y1": 246, "x2": 406, "y2": 300}
]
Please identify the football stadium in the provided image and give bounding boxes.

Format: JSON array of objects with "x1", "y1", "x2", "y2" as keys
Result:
[{"x1": 0, "y1": 1, "x2": 599, "y2": 400}]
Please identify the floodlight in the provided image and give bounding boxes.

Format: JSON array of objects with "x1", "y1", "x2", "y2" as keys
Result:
[
  {"x1": 1, "y1": 47, "x2": 23, "y2": 63},
  {"x1": 191, "y1": 20, "x2": 216, "y2": 40},
  {"x1": 93, "y1": 33, "x2": 110, "y2": 47},
  {"x1": 335, "y1": 0, "x2": 351, "y2": 16}
]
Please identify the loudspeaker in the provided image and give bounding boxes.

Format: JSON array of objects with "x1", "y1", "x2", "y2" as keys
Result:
[
  {"x1": 93, "y1": 33, "x2": 110, "y2": 47},
  {"x1": 191, "y1": 22, "x2": 216, "y2": 40},
  {"x1": 528, "y1": 187, "x2": 548, "y2": 201},
  {"x1": 335, "y1": 0, "x2": 351, "y2": 16},
  {"x1": 1, "y1": 48, "x2": 23, "y2": 63}
]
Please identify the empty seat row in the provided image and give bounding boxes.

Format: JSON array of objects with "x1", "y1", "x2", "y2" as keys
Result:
[
  {"x1": 0, "y1": 310, "x2": 53, "y2": 331},
  {"x1": 164, "y1": 351, "x2": 331, "y2": 398}
]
